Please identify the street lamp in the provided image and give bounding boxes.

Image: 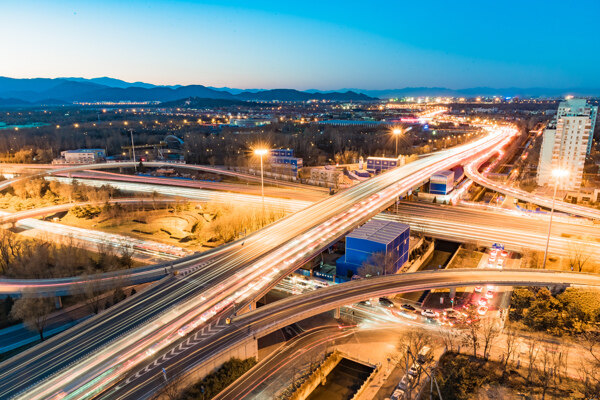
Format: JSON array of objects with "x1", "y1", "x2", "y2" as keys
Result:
[
  {"x1": 542, "y1": 168, "x2": 568, "y2": 269},
  {"x1": 392, "y1": 128, "x2": 402, "y2": 156},
  {"x1": 254, "y1": 148, "x2": 268, "y2": 217}
]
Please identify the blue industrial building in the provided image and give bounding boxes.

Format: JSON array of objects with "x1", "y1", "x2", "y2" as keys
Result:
[
  {"x1": 269, "y1": 149, "x2": 303, "y2": 177},
  {"x1": 366, "y1": 156, "x2": 400, "y2": 173},
  {"x1": 429, "y1": 170, "x2": 455, "y2": 195},
  {"x1": 336, "y1": 220, "x2": 410, "y2": 279}
]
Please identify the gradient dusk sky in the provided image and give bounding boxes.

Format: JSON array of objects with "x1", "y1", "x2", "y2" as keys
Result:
[{"x1": 2, "y1": 0, "x2": 599, "y2": 90}]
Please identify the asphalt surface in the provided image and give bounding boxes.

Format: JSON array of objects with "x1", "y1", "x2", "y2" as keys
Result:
[
  {"x1": 97, "y1": 268, "x2": 600, "y2": 400},
  {"x1": 0, "y1": 124, "x2": 516, "y2": 399},
  {"x1": 378, "y1": 201, "x2": 600, "y2": 260}
]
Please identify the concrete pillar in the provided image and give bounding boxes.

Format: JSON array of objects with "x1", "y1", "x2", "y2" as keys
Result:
[
  {"x1": 55, "y1": 296, "x2": 62, "y2": 310},
  {"x1": 334, "y1": 307, "x2": 340, "y2": 319}
]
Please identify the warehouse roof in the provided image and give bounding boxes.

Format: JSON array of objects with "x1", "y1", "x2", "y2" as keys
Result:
[
  {"x1": 346, "y1": 220, "x2": 409, "y2": 246},
  {"x1": 432, "y1": 170, "x2": 453, "y2": 177}
]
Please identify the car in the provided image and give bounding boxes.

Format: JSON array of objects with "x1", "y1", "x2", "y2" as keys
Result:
[
  {"x1": 474, "y1": 286, "x2": 483, "y2": 293},
  {"x1": 487, "y1": 260, "x2": 495, "y2": 268},
  {"x1": 485, "y1": 291, "x2": 494, "y2": 299},
  {"x1": 478, "y1": 298, "x2": 488, "y2": 307},
  {"x1": 497, "y1": 258, "x2": 505, "y2": 267},
  {"x1": 398, "y1": 375, "x2": 411, "y2": 390},
  {"x1": 358, "y1": 300, "x2": 372, "y2": 307},
  {"x1": 379, "y1": 297, "x2": 395, "y2": 308},
  {"x1": 408, "y1": 364, "x2": 420, "y2": 376},
  {"x1": 501, "y1": 250, "x2": 509, "y2": 258},
  {"x1": 442, "y1": 315, "x2": 459, "y2": 326},
  {"x1": 477, "y1": 305, "x2": 488, "y2": 315},
  {"x1": 421, "y1": 309, "x2": 439, "y2": 318},
  {"x1": 391, "y1": 388, "x2": 406, "y2": 400},
  {"x1": 417, "y1": 346, "x2": 432, "y2": 364},
  {"x1": 400, "y1": 303, "x2": 417, "y2": 312}
]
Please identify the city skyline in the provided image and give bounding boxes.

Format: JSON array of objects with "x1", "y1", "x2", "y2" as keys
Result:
[{"x1": 2, "y1": 0, "x2": 600, "y2": 90}]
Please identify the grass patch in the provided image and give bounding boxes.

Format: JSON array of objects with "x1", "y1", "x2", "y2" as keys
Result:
[{"x1": 447, "y1": 248, "x2": 484, "y2": 269}]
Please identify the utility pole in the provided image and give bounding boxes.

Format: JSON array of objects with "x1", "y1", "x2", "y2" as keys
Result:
[{"x1": 129, "y1": 129, "x2": 137, "y2": 172}]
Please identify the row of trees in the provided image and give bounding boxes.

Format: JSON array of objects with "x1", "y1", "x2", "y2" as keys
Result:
[
  {"x1": 510, "y1": 287, "x2": 600, "y2": 335},
  {"x1": 7, "y1": 284, "x2": 137, "y2": 342},
  {"x1": 0, "y1": 229, "x2": 134, "y2": 278},
  {"x1": 8, "y1": 179, "x2": 120, "y2": 204}
]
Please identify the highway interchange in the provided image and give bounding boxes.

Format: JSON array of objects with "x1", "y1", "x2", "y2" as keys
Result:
[
  {"x1": 1, "y1": 119, "x2": 599, "y2": 399},
  {"x1": 0, "y1": 123, "x2": 519, "y2": 399}
]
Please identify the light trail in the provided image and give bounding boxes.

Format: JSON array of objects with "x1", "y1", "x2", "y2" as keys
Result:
[{"x1": 16, "y1": 121, "x2": 519, "y2": 400}]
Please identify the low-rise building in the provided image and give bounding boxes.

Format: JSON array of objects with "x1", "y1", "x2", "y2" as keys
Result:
[
  {"x1": 53, "y1": 149, "x2": 106, "y2": 164},
  {"x1": 336, "y1": 219, "x2": 410, "y2": 279},
  {"x1": 429, "y1": 170, "x2": 454, "y2": 195}
]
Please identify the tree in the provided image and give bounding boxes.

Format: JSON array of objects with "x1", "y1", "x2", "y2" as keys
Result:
[
  {"x1": 460, "y1": 305, "x2": 481, "y2": 357},
  {"x1": 500, "y1": 327, "x2": 519, "y2": 374},
  {"x1": 82, "y1": 271, "x2": 106, "y2": 314},
  {"x1": 525, "y1": 335, "x2": 540, "y2": 384},
  {"x1": 358, "y1": 250, "x2": 398, "y2": 278},
  {"x1": 568, "y1": 241, "x2": 591, "y2": 272},
  {"x1": 480, "y1": 317, "x2": 500, "y2": 360},
  {"x1": 578, "y1": 331, "x2": 600, "y2": 399},
  {"x1": 10, "y1": 297, "x2": 54, "y2": 341}
]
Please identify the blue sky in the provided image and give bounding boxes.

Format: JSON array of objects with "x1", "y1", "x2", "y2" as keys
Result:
[{"x1": 1, "y1": 0, "x2": 599, "y2": 89}]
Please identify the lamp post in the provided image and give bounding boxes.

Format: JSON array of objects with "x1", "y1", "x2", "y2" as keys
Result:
[
  {"x1": 254, "y1": 148, "x2": 268, "y2": 217},
  {"x1": 393, "y1": 128, "x2": 402, "y2": 156},
  {"x1": 129, "y1": 129, "x2": 137, "y2": 172},
  {"x1": 542, "y1": 168, "x2": 568, "y2": 269}
]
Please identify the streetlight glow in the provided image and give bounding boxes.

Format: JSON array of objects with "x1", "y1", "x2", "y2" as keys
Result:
[
  {"x1": 551, "y1": 168, "x2": 568, "y2": 178},
  {"x1": 254, "y1": 149, "x2": 268, "y2": 156}
]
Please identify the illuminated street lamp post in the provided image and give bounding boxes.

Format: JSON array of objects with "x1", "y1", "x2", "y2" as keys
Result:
[
  {"x1": 254, "y1": 148, "x2": 268, "y2": 216},
  {"x1": 393, "y1": 128, "x2": 402, "y2": 156},
  {"x1": 542, "y1": 168, "x2": 568, "y2": 269}
]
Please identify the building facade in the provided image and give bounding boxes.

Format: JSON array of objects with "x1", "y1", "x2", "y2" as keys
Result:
[
  {"x1": 269, "y1": 149, "x2": 303, "y2": 177},
  {"x1": 336, "y1": 220, "x2": 410, "y2": 279},
  {"x1": 537, "y1": 99, "x2": 597, "y2": 190},
  {"x1": 366, "y1": 155, "x2": 408, "y2": 173},
  {"x1": 429, "y1": 170, "x2": 455, "y2": 195},
  {"x1": 55, "y1": 149, "x2": 106, "y2": 164}
]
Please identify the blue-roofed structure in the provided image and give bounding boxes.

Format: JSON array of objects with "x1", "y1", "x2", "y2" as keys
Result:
[
  {"x1": 429, "y1": 169, "x2": 454, "y2": 195},
  {"x1": 336, "y1": 219, "x2": 410, "y2": 278}
]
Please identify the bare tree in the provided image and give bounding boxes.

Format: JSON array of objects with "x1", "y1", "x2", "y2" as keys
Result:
[
  {"x1": 501, "y1": 327, "x2": 519, "y2": 372},
  {"x1": 10, "y1": 296, "x2": 54, "y2": 341},
  {"x1": 537, "y1": 343, "x2": 560, "y2": 400},
  {"x1": 525, "y1": 335, "x2": 540, "y2": 383},
  {"x1": 358, "y1": 250, "x2": 398, "y2": 277},
  {"x1": 437, "y1": 325, "x2": 460, "y2": 352},
  {"x1": 578, "y1": 331, "x2": 600, "y2": 399},
  {"x1": 568, "y1": 241, "x2": 591, "y2": 272},
  {"x1": 481, "y1": 318, "x2": 501, "y2": 360},
  {"x1": 460, "y1": 305, "x2": 481, "y2": 357},
  {"x1": 151, "y1": 368, "x2": 186, "y2": 400}
]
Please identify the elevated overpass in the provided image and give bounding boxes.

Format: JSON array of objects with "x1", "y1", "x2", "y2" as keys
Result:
[
  {"x1": 464, "y1": 152, "x2": 600, "y2": 220},
  {"x1": 0, "y1": 161, "x2": 328, "y2": 193},
  {"x1": 102, "y1": 268, "x2": 600, "y2": 399},
  {"x1": 0, "y1": 124, "x2": 519, "y2": 400}
]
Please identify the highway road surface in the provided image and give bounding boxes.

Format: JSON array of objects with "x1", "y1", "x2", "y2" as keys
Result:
[
  {"x1": 0, "y1": 123, "x2": 518, "y2": 399},
  {"x1": 464, "y1": 151, "x2": 600, "y2": 220},
  {"x1": 377, "y1": 202, "x2": 600, "y2": 262},
  {"x1": 46, "y1": 176, "x2": 311, "y2": 213},
  {"x1": 97, "y1": 268, "x2": 600, "y2": 400}
]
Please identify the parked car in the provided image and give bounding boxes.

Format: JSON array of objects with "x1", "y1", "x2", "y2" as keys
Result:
[
  {"x1": 379, "y1": 297, "x2": 395, "y2": 308},
  {"x1": 477, "y1": 305, "x2": 489, "y2": 315},
  {"x1": 474, "y1": 286, "x2": 483, "y2": 293},
  {"x1": 485, "y1": 290, "x2": 494, "y2": 299},
  {"x1": 478, "y1": 298, "x2": 488, "y2": 307},
  {"x1": 408, "y1": 363, "x2": 420, "y2": 376},
  {"x1": 417, "y1": 346, "x2": 432, "y2": 364}
]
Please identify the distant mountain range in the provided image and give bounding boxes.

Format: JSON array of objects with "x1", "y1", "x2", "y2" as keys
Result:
[
  {"x1": 0, "y1": 77, "x2": 374, "y2": 105},
  {"x1": 0, "y1": 77, "x2": 598, "y2": 107}
]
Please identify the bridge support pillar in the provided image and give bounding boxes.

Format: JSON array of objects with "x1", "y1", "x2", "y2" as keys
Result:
[
  {"x1": 55, "y1": 296, "x2": 62, "y2": 309},
  {"x1": 334, "y1": 307, "x2": 340, "y2": 319}
]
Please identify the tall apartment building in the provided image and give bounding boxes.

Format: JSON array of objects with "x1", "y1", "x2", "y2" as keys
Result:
[
  {"x1": 557, "y1": 99, "x2": 597, "y2": 154},
  {"x1": 537, "y1": 99, "x2": 597, "y2": 190}
]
